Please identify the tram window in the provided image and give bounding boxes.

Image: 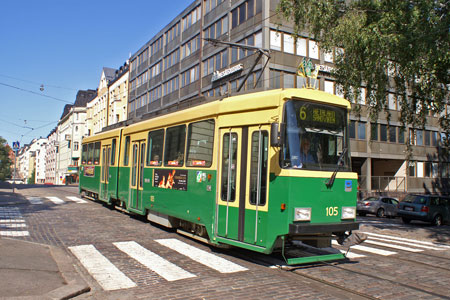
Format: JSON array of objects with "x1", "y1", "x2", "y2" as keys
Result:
[
  {"x1": 124, "y1": 136, "x2": 131, "y2": 166},
  {"x1": 221, "y1": 133, "x2": 237, "y2": 202},
  {"x1": 101, "y1": 148, "x2": 106, "y2": 181},
  {"x1": 87, "y1": 143, "x2": 94, "y2": 165},
  {"x1": 111, "y1": 139, "x2": 116, "y2": 165},
  {"x1": 81, "y1": 144, "x2": 88, "y2": 164},
  {"x1": 186, "y1": 119, "x2": 215, "y2": 167},
  {"x1": 164, "y1": 125, "x2": 186, "y2": 167},
  {"x1": 131, "y1": 144, "x2": 138, "y2": 186},
  {"x1": 147, "y1": 129, "x2": 164, "y2": 166},
  {"x1": 249, "y1": 131, "x2": 268, "y2": 206},
  {"x1": 93, "y1": 142, "x2": 101, "y2": 165}
]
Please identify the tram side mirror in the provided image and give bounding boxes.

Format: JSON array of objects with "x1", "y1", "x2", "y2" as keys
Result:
[{"x1": 270, "y1": 122, "x2": 285, "y2": 147}]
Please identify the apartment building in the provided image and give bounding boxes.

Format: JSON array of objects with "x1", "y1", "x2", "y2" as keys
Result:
[
  {"x1": 45, "y1": 127, "x2": 58, "y2": 184},
  {"x1": 56, "y1": 90, "x2": 95, "y2": 184},
  {"x1": 122, "y1": 0, "x2": 448, "y2": 194}
]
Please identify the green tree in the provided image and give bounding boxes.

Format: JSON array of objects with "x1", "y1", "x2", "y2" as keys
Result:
[
  {"x1": 0, "y1": 137, "x2": 12, "y2": 181},
  {"x1": 28, "y1": 167, "x2": 36, "y2": 185},
  {"x1": 278, "y1": 0, "x2": 450, "y2": 148}
]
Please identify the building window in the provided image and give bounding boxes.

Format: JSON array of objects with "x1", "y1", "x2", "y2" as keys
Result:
[
  {"x1": 204, "y1": 15, "x2": 228, "y2": 41},
  {"x1": 269, "y1": 69, "x2": 281, "y2": 88},
  {"x1": 182, "y1": 6, "x2": 201, "y2": 31},
  {"x1": 380, "y1": 124, "x2": 387, "y2": 142},
  {"x1": 181, "y1": 35, "x2": 200, "y2": 59},
  {"x1": 283, "y1": 33, "x2": 294, "y2": 54},
  {"x1": 309, "y1": 40, "x2": 319, "y2": 60},
  {"x1": 370, "y1": 123, "x2": 378, "y2": 141},
  {"x1": 399, "y1": 128, "x2": 405, "y2": 144},
  {"x1": 415, "y1": 129, "x2": 424, "y2": 146},
  {"x1": 74, "y1": 142, "x2": 79, "y2": 151},
  {"x1": 296, "y1": 37, "x2": 307, "y2": 56},
  {"x1": 324, "y1": 80, "x2": 334, "y2": 94},
  {"x1": 270, "y1": 30, "x2": 281, "y2": 51},
  {"x1": 357, "y1": 122, "x2": 366, "y2": 140},
  {"x1": 164, "y1": 76, "x2": 179, "y2": 96},
  {"x1": 283, "y1": 73, "x2": 295, "y2": 88},
  {"x1": 165, "y1": 22, "x2": 180, "y2": 45},
  {"x1": 181, "y1": 65, "x2": 200, "y2": 87},
  {"x1": 164, "y1": 49, "x2": 180, "y2": 70},
  {"x1": 425, "y1": 130, "x2": 431, "y2": 146},
  {"x1": 389, "y1": 126, "x2": 396, "y2": 143},
  {"x1": 349, "y1": 121, "x2": 356, "y2": 139}
]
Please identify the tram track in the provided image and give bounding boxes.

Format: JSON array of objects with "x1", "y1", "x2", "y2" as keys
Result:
[{"x1": 230, "y1": 247, "x2": 450, "y2": 300}]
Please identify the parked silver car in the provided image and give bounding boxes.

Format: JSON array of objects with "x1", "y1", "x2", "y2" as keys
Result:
[{"x1": 357, "y1": 196, "x2": 399, "y2": 218}]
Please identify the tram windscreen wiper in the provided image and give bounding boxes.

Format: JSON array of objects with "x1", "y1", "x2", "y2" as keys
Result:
[{"x1": 326, "y1": 147, "x2": 348, "y2": 188}]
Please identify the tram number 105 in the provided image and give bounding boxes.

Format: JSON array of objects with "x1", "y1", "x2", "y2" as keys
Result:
[{"x1": 326, "y1": 206, "x2": 339, "y2": 216}]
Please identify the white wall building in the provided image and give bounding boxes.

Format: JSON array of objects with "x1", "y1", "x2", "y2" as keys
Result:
[{"x1": 45, "y1": 128, "x2": 58, "y2": 184}]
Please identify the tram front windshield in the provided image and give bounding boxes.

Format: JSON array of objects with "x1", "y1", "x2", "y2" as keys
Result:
[{"x1": 281, "y1": 100, "x2": 351, "y2": 171}]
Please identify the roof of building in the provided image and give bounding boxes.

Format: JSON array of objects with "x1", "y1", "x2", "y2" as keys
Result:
[
  {"x1": 60, "y1": 104, "x2": 73, "y2": 120},
  {"x1": 103, "y1": 67, "x2": 117, "y2": 83},
  {"x1": 74, "y1": 89, "x2": 97, "y2": 107}
]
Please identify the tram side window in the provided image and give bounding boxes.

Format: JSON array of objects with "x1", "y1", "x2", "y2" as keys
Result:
[
  {"x1": 147, "y1": 129, "x2": 164, "y2": 166},
  {"x1": 93, "y1": 142, "x2": 101, "y2": 165},
  {"x1": 81, "y1": 144, "x2": 88, "y2": 164},
  {"x1": 186, "y1": 119, "x2": 215, "y2": 167},
  {"x1": 124, "y1": 136, "x2": 131, "y2": 166},
  {"x1": 221, "y1": 133, "x2": 237, "y2": 202},
  {"x1": 164, "y1": 125, "x2": 186, "y2": 167},
  {"x1": 111, "y1": 139, "x2": 116, "y2": 166},
  {"x1": 249, "y1": 131, "x2": 268, "y2": 206},
  {"x1": 87, "y1": 143, "x2": 94, "y2": 165}
]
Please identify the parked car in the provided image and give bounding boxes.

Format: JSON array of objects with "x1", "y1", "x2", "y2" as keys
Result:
[
  {"x1": 357, "y1": 196, "x2": 399, "y2": 218},
  {"x1": 6, "y1": 178, "x2": 24, "y2": 184},
  {"x1": 397, "y1": 194, "x2": 450, "y2": 226}
]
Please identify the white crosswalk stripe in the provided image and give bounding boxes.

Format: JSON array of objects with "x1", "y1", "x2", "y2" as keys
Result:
[
  {"x1": 46, "y1": 196, "x2": 65, "y2": 204},
  {"x1": 114, "y1": 241, "x2": 196, "y2": 281},
  {"x1": 156, "y1": 238, "x2": 248, "y2": 273},
  {"x1": 364, "y1": 240, "x2": 423, "y2": 252},
  {"x1": 362, "y1": 232, "x2": 450, "y2": 250},
  {"x1": 27, "y1": 196, "x2": 43, "y2": 204},
  {"x1": 365, "y1": 235, "x2": 444, "y2": 251},
  {"x1": 69, "y1": 245, "x2": 137, "y2": 291},
  {"x1": 66, "y1": 196, "x2": 88, "y2": 204},
  {"x1": 0, "y1": 207, "x2": 29, "y2": 237}
]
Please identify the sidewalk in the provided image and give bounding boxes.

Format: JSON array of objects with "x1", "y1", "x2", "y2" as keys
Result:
[{"x1": 0, "y1": 189, "x2": 90, "y2": 299}]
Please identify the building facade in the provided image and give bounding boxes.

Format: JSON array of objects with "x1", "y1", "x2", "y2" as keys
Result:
[
  {"x1": 125, "y1": 0, "x2": 449, "y2": 195},
  {"x1": 56, "y1": 90, "x2": 95, "y2": 184},
  {"x1": 108, "y1": 63, "x2": 129, "y2": 126},
  {"x1": 45, "y1": 128, "x2": 58, "y2": 184}
]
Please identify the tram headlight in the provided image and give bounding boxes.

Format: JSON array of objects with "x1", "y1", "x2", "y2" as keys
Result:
[
  {"x1": 294, "y1": 207, "x2": 311, "y2": 221},
  {"x1": 341, "y1": 206, "x2": 356, "y2": 219}
]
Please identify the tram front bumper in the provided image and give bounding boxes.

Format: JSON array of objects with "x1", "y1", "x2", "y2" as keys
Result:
[{"x1": 289, "y1": 221, "x2": 359, "y2": 235}]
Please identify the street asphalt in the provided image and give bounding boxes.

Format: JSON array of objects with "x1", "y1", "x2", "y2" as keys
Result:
[{"x1": 0, "y1": 187, "x2": 89, "y2": 300}]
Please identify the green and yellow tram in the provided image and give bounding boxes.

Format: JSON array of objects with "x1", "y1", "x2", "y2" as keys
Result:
[{"x1": 80, "y1": 88, "x2": 359, "y2": 264}]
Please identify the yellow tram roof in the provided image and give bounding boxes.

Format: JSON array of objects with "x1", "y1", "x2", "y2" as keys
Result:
[{"x1": 82, "y1": 127, "x2": 121, "y2": 144}]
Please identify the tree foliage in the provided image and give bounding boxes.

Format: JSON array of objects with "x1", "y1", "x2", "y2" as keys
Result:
[
  {"x1": 278, "y1": 0, "x2": 450, "y2": 147},
  {"x1": 0, "y1": 137, "x2": 12, "y2": 181}
]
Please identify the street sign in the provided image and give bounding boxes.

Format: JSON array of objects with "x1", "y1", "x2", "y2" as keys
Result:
[{"x1": 12, "y1": 141, "x2": 20, "y2": 151}]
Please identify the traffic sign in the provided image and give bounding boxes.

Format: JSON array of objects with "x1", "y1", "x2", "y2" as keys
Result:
[{"x1": 12, "y1": 141, "x2": 20, "y2": 151}]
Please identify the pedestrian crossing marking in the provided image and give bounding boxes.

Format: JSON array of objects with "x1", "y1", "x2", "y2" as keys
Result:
[
  {"x1": 46, "y1": 196, "x2": 65, "y2": 204},
  {"x1": 0, "y1": 223, "x2": 26, "y2": 228},
  {"x1": 66, "y1": 196, "x2": 88, "y2": 204},
  {"x1": 366, "y1": 235, "x2": 444, "y2": 251},
  {"x1": 114, "y1": 241, "x2": 196, "y2": 281},
  {"x1": 350, "y1": 244, "x2": 397, "y2": 256},
  {"x1": 156, "y1": 238, "x2": 248, "y2": 273},
  {"x1": 69, "y1": 244, "x2": 137, "y2": 291},
  {"x1": 362, "y1": 232, "x2": 450, "y2": 249},
  {"x1": 27, "y1": 196, "x2": 43, "y2": 204},
  {"x1": 0, "y1": 207, "x2": 29, "y2": 237},
  {"x1": 0, "y1": 231, "x2": 29, "y2": 237},
  {"x1": 364, "y1": 240, "x2": 423, "y2": 252}
]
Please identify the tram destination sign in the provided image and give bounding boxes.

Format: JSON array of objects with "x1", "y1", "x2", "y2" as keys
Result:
[{"x1": 297, "y1": 102, "x2": 344, "y2": 128}]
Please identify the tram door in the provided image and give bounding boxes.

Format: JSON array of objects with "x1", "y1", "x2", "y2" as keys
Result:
[
  {"x1": 100, "y1": 145, "x2": 111, "y2": 201},
  {"x1": 244, "y1": 126, "x2": 269, "y2": 246},
  {"x1": 216, "y1": 126, "x2": 269, "y2": 247},
  {"x1": 129, "y1": 141, "x2": 146, "y2": 211}
]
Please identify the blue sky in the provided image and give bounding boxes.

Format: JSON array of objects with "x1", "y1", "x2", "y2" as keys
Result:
[{"x1": 0, "y1": 0, "x2": 193, "y2": 147}]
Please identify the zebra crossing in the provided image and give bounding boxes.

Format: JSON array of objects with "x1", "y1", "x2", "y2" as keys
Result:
[
  {"x1": 0, "y1": 207, "x2": 29, "y2": 237},
  {"x1": 333, "y1": 231, "x2": 450, "y2": 258},
  {"x1": 69, "y1": 239, "x2": 248, "y2": 291},
  {"x1": 26, "y1": 195, "x2": 87, "y2": 205}
]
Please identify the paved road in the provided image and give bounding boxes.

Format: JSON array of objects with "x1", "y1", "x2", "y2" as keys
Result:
[{"x1": 3, "y1": 185, "x2": 450, "y2": 299}]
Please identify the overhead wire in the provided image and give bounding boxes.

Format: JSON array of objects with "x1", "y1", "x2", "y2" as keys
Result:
[{"x1": 0, "y1": 82, "x2": 73, "y2": 104}]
